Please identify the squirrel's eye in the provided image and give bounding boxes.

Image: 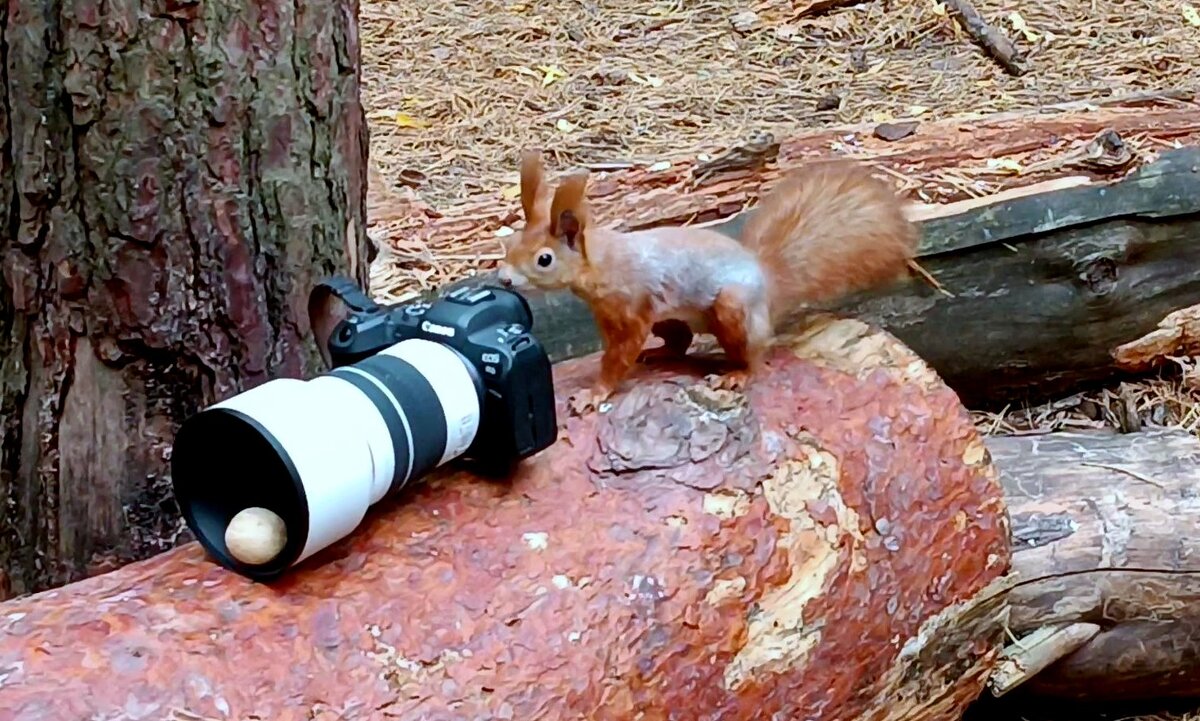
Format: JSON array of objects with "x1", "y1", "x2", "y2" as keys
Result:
[{"x1": 536, "y1": 251, "x2": 554, "y2": 268}]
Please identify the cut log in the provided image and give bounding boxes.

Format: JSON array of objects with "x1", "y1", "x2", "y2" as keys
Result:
[
  {"x1": 988, "y1": 428, "x2": 1200, "y2": 701},
  {"x1": 436, "y1": 145, "x2": 1200, "y2": 409},
  {"x1": 0, "y1": 318, "x2": 1015, "y2": 721},
  {"x1": 3, "y1": 326, "x2": 1200, "y2": 715},
  {"x1": 0, "y1": 0, "x2": 370, "y2": 598}
]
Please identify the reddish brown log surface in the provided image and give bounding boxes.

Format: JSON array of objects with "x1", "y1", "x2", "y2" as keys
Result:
[
  {"x1": 0, "y1": 319, "x2": 1012, "y2": 721},
  {"x1": 0, "y1": 0, "x2": 370, "y2": 598}
]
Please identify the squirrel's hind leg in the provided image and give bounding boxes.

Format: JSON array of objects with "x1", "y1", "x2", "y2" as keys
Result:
[
  {"x1": 708, "y1": 288, "x2": 770, "y2": 392},
  {"x1": 638, "y1": 319, "x2": 694, "y2": 363}
]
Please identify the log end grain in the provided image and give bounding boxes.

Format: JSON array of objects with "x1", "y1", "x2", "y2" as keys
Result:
[{"x1": 0, "y1": 316, "x2": 1013, "y2": 721}]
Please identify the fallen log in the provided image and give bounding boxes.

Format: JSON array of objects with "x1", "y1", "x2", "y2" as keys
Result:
[
  {"x1": 0, "y1": 318, "x2": 1015, "y2": 721},
  {"x1": 437, "y1": 144, "x2": 1200, "y2": 409},
  {"x1": 987, "y1": 428, "x2": 1200, "y2": 701},
  {"x1": 3, "y1": 322, "x2": 1200, "y2": 717}
]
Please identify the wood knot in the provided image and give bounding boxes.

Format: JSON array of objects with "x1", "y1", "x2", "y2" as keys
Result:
[
  {"x1": 1076, "y1": 256, "x2": 1118, "y2": 295},
  {"x1": 586, "y1": 379, "x2": 762, "y2": 491}
]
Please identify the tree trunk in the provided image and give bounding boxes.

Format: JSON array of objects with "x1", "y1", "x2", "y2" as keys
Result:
[
  {"x1": 0, "y1": 0, "x2": 370, "y2": 599},
  {"x1": 0, "y1": 318, "x2": 1016, "y2": 721},
  {"x1": 436, "y1": 145, "x2": 1200, "y2": 410}
]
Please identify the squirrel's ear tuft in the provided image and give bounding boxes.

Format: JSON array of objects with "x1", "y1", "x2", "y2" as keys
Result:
[
  {"x1": 519, "y1": 149, "x2": 545, "y2": 224},
  {"x1": 550, "y1": 170, "x2": 590, "y2": 255}
]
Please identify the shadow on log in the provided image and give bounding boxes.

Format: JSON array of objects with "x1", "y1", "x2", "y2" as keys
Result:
[
  {"x1": 0, "y1": 318, "x2": 1014, "y2": 721},
  {"x1": 438, "y1": 146, "x2": 1200, "y2": 410}
]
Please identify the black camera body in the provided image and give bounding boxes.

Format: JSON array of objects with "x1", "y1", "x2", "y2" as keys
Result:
[{"x1": 317, "y1": 277, "x2": 558, "y2": 477}]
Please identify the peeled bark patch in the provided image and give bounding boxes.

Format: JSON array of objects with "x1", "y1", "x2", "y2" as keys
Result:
[{"x1": 0, "y1": 317, "x2": 1012, "y2": 721}]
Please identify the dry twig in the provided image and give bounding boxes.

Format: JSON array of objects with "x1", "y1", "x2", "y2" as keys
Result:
[{"x1": 940, "y1": 0, "x2": 1029, "y2": 76}]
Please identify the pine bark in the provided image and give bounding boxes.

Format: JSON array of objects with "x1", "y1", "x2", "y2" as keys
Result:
[
  {"x1": 0, "y1": 0, "x2": 370, "y2": 598},
  {"x1": 0, "y1": 318, "x2": 1015, "y2": 721}
]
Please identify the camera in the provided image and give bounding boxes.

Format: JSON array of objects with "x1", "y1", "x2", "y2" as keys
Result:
[{"x1": 169, "y1": 276, "x2": 559, "y2": 581}]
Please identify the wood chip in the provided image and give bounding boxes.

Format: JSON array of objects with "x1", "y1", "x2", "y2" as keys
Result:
[{"x1": 873, "y1": 121, "x2": 920, "y2": 141}]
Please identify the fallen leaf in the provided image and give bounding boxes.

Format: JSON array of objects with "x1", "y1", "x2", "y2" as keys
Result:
[
  {"x1": 908, "y1": 105, "x2": 929, "y2": 116},
  {"x1": 495, "y1": 226, "x2": 515, "y2": 237},
  {"x1": 648, "y1": 160, "x2": 671, "y2": 172},
  {"x1": 986, "y1": 158, "x2": 1023, "y2": 174},
  {"x1": 930, "y1": 1, "x2": 946, "y2": 16},
  {"x1": 1184, "y1": 3, "x2": 1200, "y2": 26},
  {"x1": 501, "y1": 185, "x2": 522, "y2": 200},
  {"x1": 538, "y1": 65, "x2": 567, "y2": 86},
  {"x1": 1007, "y1": 11, "x2": 1040, "y2": 41},
  {"x1": 556, "y1": 118, "x2": 577, "y2": 132},
  {"x1": 394, "y1": 113, "x2": 429, "y2": 129},
  {"x1": 869, "y1": 110, "x2": 893, "y2": 123}
]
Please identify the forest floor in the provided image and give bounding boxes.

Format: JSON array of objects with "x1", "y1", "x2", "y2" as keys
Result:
[
  {"x1": 357, "y1": 3, "x2": 1200, "y2": 712},
  {"x1": 359, "y1": 0, "x2": 1199, "y2": 300},
  {"x1": 357, "y1": 0, "x2": 1200, "y2": 443}
]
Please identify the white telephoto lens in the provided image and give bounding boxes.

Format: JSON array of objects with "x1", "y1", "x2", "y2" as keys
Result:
[{"x1": 171, "y1": 339, "x2": 484, "y2": 580}]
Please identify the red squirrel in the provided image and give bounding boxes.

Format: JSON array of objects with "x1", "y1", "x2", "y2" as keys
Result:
[{"x1": 496, "y1": 150, "x2": 920, "y2": 410}]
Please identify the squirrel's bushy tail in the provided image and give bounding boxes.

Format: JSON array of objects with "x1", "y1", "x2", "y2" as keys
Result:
[{"x1": 739, "y1": 160, "x2": 919, "y2": 326}]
